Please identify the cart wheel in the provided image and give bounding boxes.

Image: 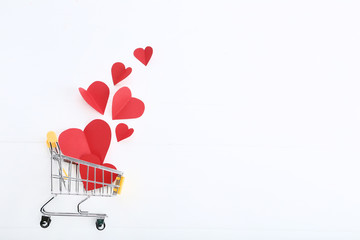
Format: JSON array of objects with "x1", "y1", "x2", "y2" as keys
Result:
[
  {"x1": 96, "y1": 219, "x2": 106, "y2": 231},
  {"x1": 40, "y1": 216, "x2": 51, "y2": 228}
]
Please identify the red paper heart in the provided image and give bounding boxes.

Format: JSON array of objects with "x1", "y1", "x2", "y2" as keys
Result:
[
  {"x1": 84, "y1": 119, "x2": 111, "y2": 163},
  {"x1": 111, "y1": 62, "x2": 132, "y2": 85},
  {"x1": 79, "y1": 154, "x2": 118, "y2": 191},
  {"x1": 112, "y1": 87, "x2": 145, "y2": 120},
  {"x1": 134, "y1": 46, "x2": 153, "y2": 66},
  {"x1": 79, "y1": 81, "x2": 109, "y2": 114},
  {"x1": 59, "y1": 119, "x2": 111, "y2": 164},
  {"x1": 115, "y1": 123, "x2": 134, "y2": 142},
  {"x1": 58, "y1": 129, "x2": 91, "y2": 160}
]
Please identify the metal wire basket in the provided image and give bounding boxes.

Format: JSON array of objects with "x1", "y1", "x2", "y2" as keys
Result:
[{"x1": 40, "y1": 131, "x2": 124, "y2": 230}]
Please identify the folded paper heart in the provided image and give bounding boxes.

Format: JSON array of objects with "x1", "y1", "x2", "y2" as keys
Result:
[
  {"x1": 79, "y1": 81, "x2": 109, "y2": 114},
  {"x1": 58, "y1": 119, "x2": 111, "y2": 164},
  {"x1": 134, "y1": 46, "x2": 153, "y2": 66},
  {"x1": 79, "y1": 154, "x2": 118, "y2": 191},
  {"x1": 111, "y1": 62, "x2": 132, "y2": 86},
  {"x1": 115, "y1": 123, "x2": 134, "y2": 142},
  {"x1": 112, "y1": 87, "x2": 145, "y2": 120}
]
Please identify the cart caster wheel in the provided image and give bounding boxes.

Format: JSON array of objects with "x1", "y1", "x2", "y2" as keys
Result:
[
  {"x1": 96, "y1": 219, "x2": 106, "y2": 231},
  {"x1": 40, "y1": 216, "x2": 51, "y2": 228}
]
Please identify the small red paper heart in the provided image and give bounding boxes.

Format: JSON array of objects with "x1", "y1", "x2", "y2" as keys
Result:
[
  {"x1": 115, "y1": 123, "x2": 134, "y2": 142},
  {"x1": 111, "y1": 62, "x2": 132, "y2": 86},
  {"x1": 79, "y1": 154, "x2": 118, "y2": 191},
  {"x1": 134, "y1": 46, "x2": 153, "y2": 66},
  {"x1": 79, "y1": 81, "x2": 109, "y2": 114},
  {"x1": 59, "y1": 119, "x2": 111, "y2": 164},
  {"x1": 112, "y1": 87, "x2": 145, "y2": 120}
]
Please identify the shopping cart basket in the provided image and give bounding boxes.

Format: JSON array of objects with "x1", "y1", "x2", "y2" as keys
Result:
[{"x1": 40, "y1": 131, "x2": 125, "y2": 230}]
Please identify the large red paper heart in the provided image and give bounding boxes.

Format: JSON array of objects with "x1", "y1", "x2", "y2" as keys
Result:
[
  {"x1": 134, "y1": 46, "x2": 153, "y2": 66},
  {"x1": 115, "y1": 123, "x2": 134, "y2": 142},
  {"x1": 83, "y1": 119, "x2": 111, "y2": 163},
  {"x1": 79, "y1": 154, "x2": 118, "y2": 191},
  {"x1": 79, "y1": 81, "x2": 109, "y2": 114},
  {"x1": 111, "y1": 62, "x2": 132, "y2": 86},
  {"x1": 58, "y1": 129, "x2": 91, "y2": 160},
  {"x1": 112, "y1": 87, "x2": 145, "y2": 120},
  {"x1": 59, "y1": 119, "x2": 111, "y2": 164}
]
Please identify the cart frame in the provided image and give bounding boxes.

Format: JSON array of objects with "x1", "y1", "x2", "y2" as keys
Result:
[{"x1": 40, "y1": 133, "x2": 124, "y2": 230}]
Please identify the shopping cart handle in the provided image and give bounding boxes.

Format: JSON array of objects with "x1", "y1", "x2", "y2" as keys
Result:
[{"x1": 46, "y1": 131, "x2": 58, "y2": 149}]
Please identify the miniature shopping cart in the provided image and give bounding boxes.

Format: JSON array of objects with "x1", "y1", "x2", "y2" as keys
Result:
[{"x1": 40, "y1": 131, "x2": 124, "y2": 230}]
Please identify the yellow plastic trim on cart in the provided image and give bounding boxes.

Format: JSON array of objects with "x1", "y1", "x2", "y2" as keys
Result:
[
  {"x1": 46, "y1": 131, "x2": 58, "y2": 149},
  {"x1": 118, "y1": 176, "x2": 125, "y2": 194},
  {"x1": 62, "y1": 168, "x2": 69, "y2": 180},
  {"x1": 113, "y1": 176, "x2": 125, "y2": 195}
]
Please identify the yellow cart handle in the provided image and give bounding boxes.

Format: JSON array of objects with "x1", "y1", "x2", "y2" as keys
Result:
[{"x1": 46, "y1": 131, "x2": 58, "y2": 149}]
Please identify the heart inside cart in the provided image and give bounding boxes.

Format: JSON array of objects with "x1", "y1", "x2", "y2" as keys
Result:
[
  {"x1": 58, "y1": 119, "x2": 111, "y2": 164},
  {"x1": 79, "y1": 154, "x2": 118, "y2": 191}
]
